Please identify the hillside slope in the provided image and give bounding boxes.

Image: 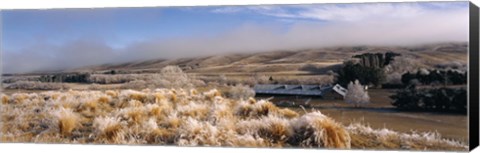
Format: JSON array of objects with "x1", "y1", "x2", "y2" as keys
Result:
[{"x1": 70, "y1": 42, "x2": 467, "y2": 74}]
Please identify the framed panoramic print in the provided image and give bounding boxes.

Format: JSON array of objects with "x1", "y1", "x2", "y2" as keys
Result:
[{"x1": 0, "y1": 0, "x2": 479, "y2": 152}]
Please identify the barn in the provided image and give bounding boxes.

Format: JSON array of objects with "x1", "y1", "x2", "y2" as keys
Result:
[{"x1": 253, "y1": 84, "x2": 345, "y2": 99}]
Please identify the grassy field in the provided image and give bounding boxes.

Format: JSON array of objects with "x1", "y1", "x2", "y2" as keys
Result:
[
  {"x1": 2, "y1": 81, "x2": 469, "y2": 146},
  {"x1": 0, "y1": 88, "x2": 468, "y2": 151}
]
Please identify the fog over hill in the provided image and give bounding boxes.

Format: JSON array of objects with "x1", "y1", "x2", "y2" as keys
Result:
[
  {"x1": 2, "y1": 2, "x2": 468, "y2": 74},
  {"x1": 63, "y1": 42, "x2": 467, "y2": 75}
]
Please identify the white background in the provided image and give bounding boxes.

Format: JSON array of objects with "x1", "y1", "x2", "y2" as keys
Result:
[{"x1": 0, "y1": 0, "x2": 479, "y2": 153}]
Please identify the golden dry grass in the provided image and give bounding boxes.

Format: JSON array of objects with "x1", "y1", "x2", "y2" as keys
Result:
[
  {"x1": 0, "y1": 88, "x2": 468, "y2": 151},
  {"x1": 1, "y1": 94, "x2": 9, "y2": 104},
  {"x1": 346, "y1": 123, "x2": 467, "y2": 151}
]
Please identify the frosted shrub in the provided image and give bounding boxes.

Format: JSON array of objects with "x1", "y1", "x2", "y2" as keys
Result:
[
  {"x1": 227, "y1": 84, "x2": 255, "y2": 100},
  {"x1": 111, "y1": 66, "x2": 200, "y2": 90},
  {"x1": 159, "y1": 65, "x2": 193, "y2": 89},
  {"x1": 436, "y1": 61, "x2": 467, "y2": 70},
  {"x1": 6, "y1": 81, "x2": 68, "y2": 90},
  {"x1": 121, "y1": 80, "x2": 148, "y2": 89},
  {"x1": 385, "y1": 56, "x2": 425, "y2": 74},
  {"x1": 419, "y1": 68, "x2": 430, "y2": 75},
  {"x1": 384, "y1": 56, "x2": 426, "y2": 84},
  {"x1": 253, "y1": 73, "x2": 270, "y2": 84},
  {"x1": 345, "y1": 80, "x2": 370, "y2": 107}
]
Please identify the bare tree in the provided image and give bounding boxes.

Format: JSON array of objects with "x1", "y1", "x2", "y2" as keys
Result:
[{"x1": 345, "y1": 80, "x2": 370, "y2": 107}]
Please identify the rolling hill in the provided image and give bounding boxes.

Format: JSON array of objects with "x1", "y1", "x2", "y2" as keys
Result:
[{"x1": 68, "y1": 42, "x2": 467, "y2": 75}]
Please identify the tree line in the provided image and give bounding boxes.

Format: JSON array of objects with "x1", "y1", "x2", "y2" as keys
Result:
[
  {"x1": 401, "y1": 69, "x2": 467, "y2": 86},
  {"x1": 390, "y1": 86, "x2": 466, "y2": 114},
  {"x1": 39, "y1": 73, "x2": 91, "y2": 83}
]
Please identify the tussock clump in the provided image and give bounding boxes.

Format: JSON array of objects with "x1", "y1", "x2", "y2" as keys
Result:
[
  {"x1": 255, "y1": 101, "x2": 279, "y2": 116},
  {"x1": 128, "y1": 99, "x2": 144, "y2": 108},
  {"x1": 145, "y1": 104, "x2": 163, "y2": 117},
  {"x1": 169, "y1": 92, "x2": 178, "y2": 103},
  {"x1": 176, "y1": 117, "x2": 221, "y2": 146},
  {"x1": 153, "y1": 92, "x2": 166, "y2": 103},
  {"x1": 204, "y1": 89, "x2": 222, "y2": 101},
  {"x1": 162, "y1": 113, "x2": 182, "y2": 129},
  {"x1": 143, "y1": 118, "x2": 174, "y2": 144},
  {"x1": 248, "y1": 97, "x2": 256, "y2": 104},
  {"x1": 98, "y1": 96, "x2": 111, "y2": 104},
  {"x1": 147, "y1": 128, "x2": 175, "y2": 144},
  {"x1": 190, "y1": 89, "x2": 198, "y2": 96},
  {"x1": 12, "y1": 93, "x2": 29, "y2": 104},
  {"x1": 53, "y1": 108, "x2": 79, "y2": 137},
  {"x1": 129, "y1": 92, "x2": 147, "y2": 102},
  {"x1": 228, "y1": 134, "x2": 268, "y2": 147},
  {"x1": 93, "y1": 116, "x2": 126, "y2": 143},
  {"x1": 177, "y1": 102, "x2": 210, "y2": 120},
  {"x1": 235, "y1": 99, "x2": 281, "y2": 118},
  {"x1": 288, "y1": 112, "x2": 351, "y2": 149},
  {"x1": 257, "y1": 116, "x2": 293, "y2": 143},
  {"x1": 208, "y1": 101, "x2": 235, "y2": 122},
  {"x1": 1, "y1": 94, "x2": 9, "y2": 104},
  {"x1": 79, "y1": 100, "x2": 98, "y2": 113},
  {"x1": 105, "y1": 90, "x2": 118, "y2": 98},
  {"x1": 117, "y1": 107, "x2": 147, "y2": 125},
  {"x1": 279, "y1": 108, "x2": 299, "y2": 119}
]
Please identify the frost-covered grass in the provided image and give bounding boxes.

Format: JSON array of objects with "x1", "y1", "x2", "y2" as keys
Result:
[
  {"x1": 347, "y1": 123, "x2": 468, "y2": 151},
  {"x1": 0, "y1": 89, "x2": 468, "y2": 151},
  {"x1": 5, "y1": 81, "x2": 69, "y2": 90}
]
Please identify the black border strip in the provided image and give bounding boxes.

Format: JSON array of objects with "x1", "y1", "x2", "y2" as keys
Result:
[{"x1": 469, "y1": 1, "x2": 479, "y2": 151}]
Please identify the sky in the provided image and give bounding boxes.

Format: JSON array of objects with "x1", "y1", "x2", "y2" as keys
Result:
[{"x1": 1, "y1": 1, "x2": 470, "y2": 74}]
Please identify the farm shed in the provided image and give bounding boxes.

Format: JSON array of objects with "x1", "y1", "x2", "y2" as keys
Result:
[{"x1": 254, "y1": 84, "x2": 343, "y2": 98}]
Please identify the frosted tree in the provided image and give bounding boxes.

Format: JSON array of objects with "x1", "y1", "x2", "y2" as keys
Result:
[
  {"x1": 384, "y1": 56, "x2": 424, "y2": 84},
  {"x1": 159, "y1": 65, "x2": 193, "y2": 89},
  {"x1": 253, "y1": 73, "x2": 270, "y2": 84},
  {"x1": 345, "y1": 80, "x2": 370, "y2": 107},
  {"x1": 227, "y1": 84, "x2": 255, "y2": 100}
]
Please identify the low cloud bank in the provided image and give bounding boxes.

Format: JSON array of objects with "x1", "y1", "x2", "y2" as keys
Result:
[{"x1": 2, "y1": 2, "x2": 468, "y2": 74}]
